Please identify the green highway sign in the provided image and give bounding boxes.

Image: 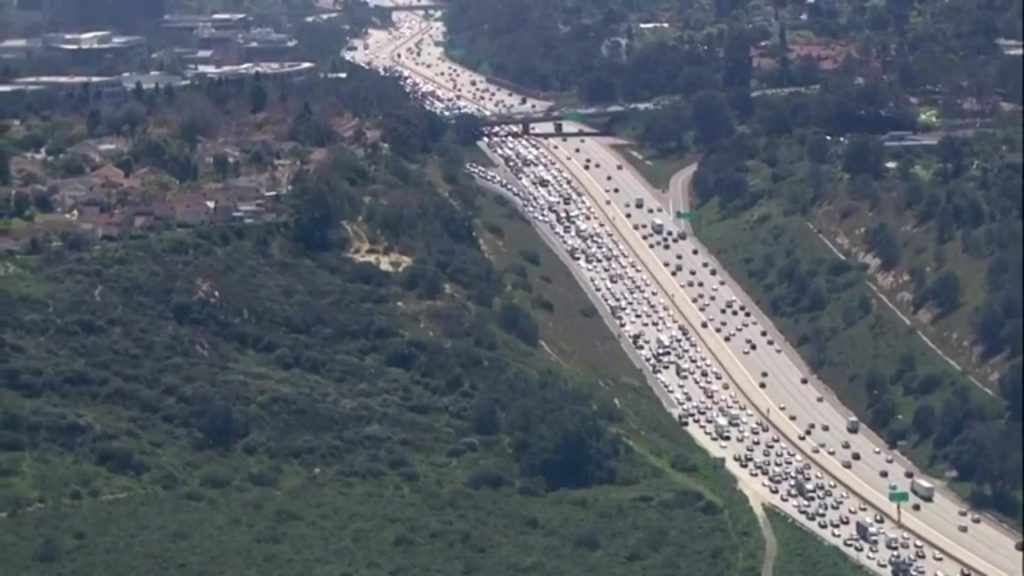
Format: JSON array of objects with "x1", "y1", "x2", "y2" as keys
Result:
[
  {"x1": 675, "y1": 210, "x2": 694, "y2": 221},
  {"x1": 565, "y1": 110, "x2": 584, "y2": 122},
  {"x1": 889, "y1": 490, "x2": 909, "y2": 503}
]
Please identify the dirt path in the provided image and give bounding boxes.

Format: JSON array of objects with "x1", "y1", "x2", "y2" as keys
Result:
[{"x1": 742, "y1": 490, "x2": 779, "y2": 576}]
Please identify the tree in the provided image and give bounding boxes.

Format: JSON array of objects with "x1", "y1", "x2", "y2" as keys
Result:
[
  {"x1": 31, "y1": 188, "x2": 54, "y2": 213},
  {"x1": 582, "y1": 74, "x2": 617, "y2": 104},
  {"x1": 249, "y1": 79, "x2": 268, "y2": 115},
  {"x1": 498, "y1": 301, "x2": 539, "y2": 347},
  {"x1": 935, "y1": 390, "x2": 969, "y2": 447},
  {"x1": 0, "y1": 146, "x2": 10, "y2": 185},
  {"x1": 452, "y1": 113, "x2": 482, "y2": 145},
  {"x1": 863, "y1": 369, "x2": 889, "y2": 403},
  {"x1": 927, "y1": 270, "x2": 962, "y2": 314},
  {"x1": 937, "y1": 136, "x2": 968, "y2": 179},
  {"x1": 912, "y1": 403, "x2": 936, "y2": 438},
  {"x1": 870, "y1": 394, "x2": 898, "y2": 429},
  {"x1": 36, "y1": 537, "x2": 61, "y2": 564},
  {"x1": 722, "y1": 28, "x2": 753, "y2": 115},
  {"x1": 842, "y1": 134, "x2": 884, "y2": 178},
  {"x1": 1000, "y1": 362, "x2": 1022, "y2": 423},
  {"x1": 114, "y1": 155, "x2": 135, "y2": 177},
  {"x1": 691, "y1": 90, "x2": 735, "y2": 148},
  {"x1": 132, "y1": 80, "x2": 144, "y2": 102},
  {"x1": 291, "y1": 178, "x2": 340, "y2": 253},
  {"x1": 212, "y1": 152, "x2": 232, "y2": 181},
  {"x1": 470, "y1": 396, "x2": 501, "y2": 436},
  {"x1": 513, "y1": 404, "x2": 621, "y2": 491},
  {"x1": 86, "y1": 109, "x2": 102, "y2": 137},
  {"x1": 198, "y1": 403, "x2": 245, "y2": 449},
  {"x1": 864, "y1": 222, "x2": 901, "y2": 270}
]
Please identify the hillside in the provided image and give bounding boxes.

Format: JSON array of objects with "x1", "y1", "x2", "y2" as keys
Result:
[
  {"x1": 444, "y1": 0, "x2": 1021, "y2": 104},
  {"x1": 687, "y1": 101, "x2": 1023, "y2": 522},
  {"x1": 0, "y1": 147, "x2": 772, "y2": 575}
]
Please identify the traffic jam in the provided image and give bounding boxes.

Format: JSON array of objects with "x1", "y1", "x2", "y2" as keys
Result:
[{"x1": 346, "y1": 17, "x2": 980, "y2": 576}]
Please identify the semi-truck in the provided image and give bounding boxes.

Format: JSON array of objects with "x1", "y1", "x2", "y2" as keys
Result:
[
  {"x1": 911, "y1": 478, "x2": 935, "y2": 501},
  {"x1": 651, "y1": 219, "x2": 664, "y2": 234},
  {"x1": 855, "y1": 520, "x2": 879, "y2": 544},
  {"x1": 714, "y1": 417, "x2": 730, "y2": 439},
  {"x1": 846, "y1": 417, "x2": 860, "y2": 433}
]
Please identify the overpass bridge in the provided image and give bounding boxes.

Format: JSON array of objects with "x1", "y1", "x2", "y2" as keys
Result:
[
  {"x1": 381, "y1": 2, "x2": 446, "y2": 11},
  {"x1": 479, "y1": 102, "x2": 658, "y2": 135}
]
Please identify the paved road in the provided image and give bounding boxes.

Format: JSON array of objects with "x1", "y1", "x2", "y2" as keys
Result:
[{"x1": 347, "y1": 12, "x2": 1023, "y2": 576}]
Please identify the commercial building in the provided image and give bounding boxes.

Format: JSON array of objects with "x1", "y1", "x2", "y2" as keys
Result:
[
  {"x1": 0, "y1": 38, "x2": 41, "y2": 63},
  {"x1": 236, "y1": 29, "x2": 298, "y2": 61},
  {"x1": 11, "y1": 75, "x2": 125, "y2": 103},
  {"x1": 183, "y1": 61, "x2": 315, "y2": 83},
  {"x1": 0, "y1": 84, "x2": 47, "y2": 114},
  {"x1": 1, "y1": 31, "x2": 146, "y2": 70},
  {"x1": 159, "y1": 13, "x2": 251, "y2": 43},
  {"x1": 191, "y1": 26, "x2": 298, "y2": 63}
]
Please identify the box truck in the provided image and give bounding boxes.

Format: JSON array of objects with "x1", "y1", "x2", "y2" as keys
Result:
[
  {"x1": 855, "y1": 520, "x2": 878, "y2": 544},
  {"x1": 911, "y1": 478, "x2": 934, "y2": 501}
]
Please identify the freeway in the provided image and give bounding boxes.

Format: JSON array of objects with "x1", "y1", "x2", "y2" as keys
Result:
[
  {"x1": 346, "y1": 11, "x2": 1023, "y2": 576},
  {"x1": 540, "y1": 130, "x2": 1021, "y2": 576},
  {"x1": 477, "y1": 128, "x2": 954, "y2": 576}
]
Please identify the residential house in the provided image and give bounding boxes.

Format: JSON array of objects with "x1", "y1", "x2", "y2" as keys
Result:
[
  {"x1": 53, "y1": 177, "x2": 93, "y2": 211},
  {"x1": 68, "y1": 138, "x2": 128, "y2": 166},
  {"x1": 150, "y1": 201, "x2": 175, "y2": 223},
  {"x1": 753, "y1": 40, "x2": 853, "y2": 72},
  {"x1": 0, "y1": 237, "x2": 24, "y2": 254},
  {"x1": 220, "y1": 176, "x2": 265, "y2": 201},
  {"x1": 90, "y1": 164, "x2": 140, "y2": 191},
  {"x1": 95, "y1": 212, "x2": 130, "y2": 240},
  {"x1": 172, "y1": 195, "x2": 212, "y2": 227}
]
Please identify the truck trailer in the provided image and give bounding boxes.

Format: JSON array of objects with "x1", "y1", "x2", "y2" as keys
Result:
[
  {"x1": 911, "y1": 478, "x2": 935, "y2": 501},
  {"x1": 846, "y1": 417, "x2": 860, "y2": 433},
  {"x1": 855, "y1": 520, "x2": 878, "y2": 544}
]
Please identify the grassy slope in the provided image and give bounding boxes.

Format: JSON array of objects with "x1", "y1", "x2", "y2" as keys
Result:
[
  {"x1": 767, "y1": 509, "x2": 872, "y2": 576},
  {"x1": 0, "y1": 209, "x2": 760, "y2": 575},
  {"x1": 693, "y1": 197, "x2": 999, "y2": 470}
]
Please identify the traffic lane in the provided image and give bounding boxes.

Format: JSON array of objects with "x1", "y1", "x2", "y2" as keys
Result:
[{"x1": 547, "y1": 141, "x2": 1007, "y2": 576}]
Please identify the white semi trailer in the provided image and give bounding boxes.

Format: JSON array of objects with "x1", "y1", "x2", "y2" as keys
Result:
[{"x1": 911, "y1": 478, "x2": 935, "y2": 501}]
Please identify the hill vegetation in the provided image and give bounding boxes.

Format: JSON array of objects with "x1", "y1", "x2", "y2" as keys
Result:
[
  {"x1": 445, "y1": 0, "x2": 1021, "y2": 105},
  {"x1": 0, "y1": 68, "x2": 788, "y2": 575}
]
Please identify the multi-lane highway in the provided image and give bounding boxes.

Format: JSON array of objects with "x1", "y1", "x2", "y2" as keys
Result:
[
  {"x1": 345, "y1": 10, "x2": 1022, "y2": 576},
  {"x1": 542, "y1": 132, "x2": 1021, "y2": 575}
]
